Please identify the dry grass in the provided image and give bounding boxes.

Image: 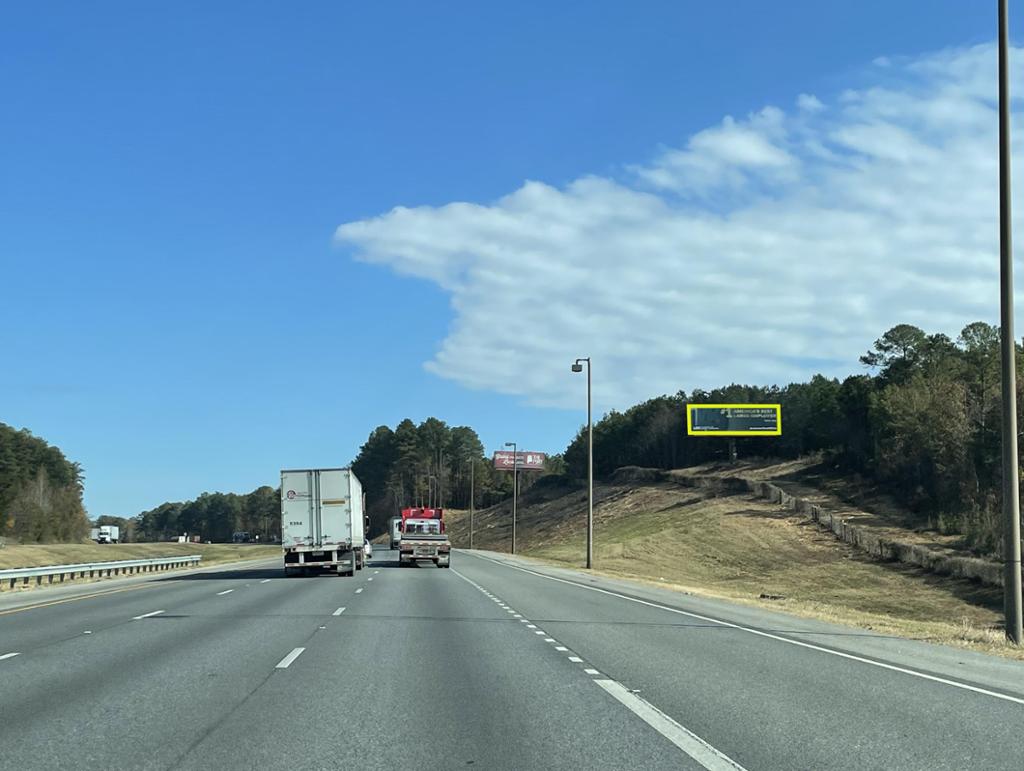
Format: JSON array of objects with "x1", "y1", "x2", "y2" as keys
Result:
[
  {"x1": 446, "y1": 482, "x2": 1024, "y2": 660},
  {"x1": 0, "y1": 542, "x2": 280, "y2": 570}
]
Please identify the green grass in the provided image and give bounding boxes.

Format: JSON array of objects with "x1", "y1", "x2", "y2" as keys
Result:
[{"x1": 0, "y1": 542, "x2": 280, "y2": 570}]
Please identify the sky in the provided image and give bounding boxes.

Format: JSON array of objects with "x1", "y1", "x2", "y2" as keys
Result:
[{"x1": 0, "y1": 1, "x2": 1016, "y2": 517}]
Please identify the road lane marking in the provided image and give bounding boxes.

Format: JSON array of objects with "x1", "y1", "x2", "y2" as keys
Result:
[
  {"x1": 83, "y1": 630, "x2": 92, "y2": 635},
  {"x1": 132, "y1": 610, "x2": 165, "y2": 620},
  {"x1": 333, "y1": 607, "x2": 346, "y2": 616},
  {"x1": 367, "y1": 577, "x2": 374, "y2": 582},
  {"x1": 520, "y1": 619, "x2": 530, "y2": 623},
  {"x1": 355, "y1": 588, "x2": 364, "y2": 594},
  {"x1": 466, "y1": 552, "x2": 1024, "y2": 707},
  {"x1": 275, "y1": 648, "x2": 305, "y2": 669},
  {"x1": 544, "y1": 638, "x2": 556, "y2": 642},
  {"x1": 374, "y1": 571, "x2": 380, "y2": 574},
  {"x1": 513, "y1": 613, "x2": 522, "y2": 618},
  {"x1": 585, "y1": 668, "x2": 601, "y2": 675},
  {"x1": 260, "y1": 579, "x2": 271, "y2": 584},
  {"x1": 0, "y1": 652, "x2": 20, "y2": 661},
  {"x1": 526, "y1": 624, "x2": 537, "y2": 628},
  {"x1": 0, "y1": 582, "x2": 158, "y2": 616},
  {"x1": 555, "y1": 646, "x2": 568, "y2": 651},
  {"x1": 595, "y1": 679, "x2": 747, "y2": 770},
  {"x1": 568, "y1": 656, "x2": 583, "y2": 662},
  {"x1": 534, "y1": 630, "x2": 546, "y2": 635},
  {"x1": 216, "y1": 589, "x2": 233, "y2": 596}
]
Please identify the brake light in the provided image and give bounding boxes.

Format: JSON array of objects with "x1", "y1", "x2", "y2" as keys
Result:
[{"x1": 439, "y1": 545, "x2": 450, "y2": 553}]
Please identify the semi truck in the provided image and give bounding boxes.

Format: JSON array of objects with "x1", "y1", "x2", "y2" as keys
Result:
[
  {"x1": 280, "y1": 468, "x2": 368, "y2": 577},
  {"x1": 91, "y1": 525, "x2": 120, "y2": 544},
  {"x1": 398, "y1": 507, "x2": 451, "y2": 568},
  {"x1": 388, "y1": 516, "x2": 402, "y2": 550}
]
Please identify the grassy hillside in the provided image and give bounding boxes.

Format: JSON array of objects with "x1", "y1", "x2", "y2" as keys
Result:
[
  {"x1": 446, "y1": 470, "x2": 1020, "y2": 659},
  {"x1": 0, "y1": 542, "x2": 280, "y2": 570}
]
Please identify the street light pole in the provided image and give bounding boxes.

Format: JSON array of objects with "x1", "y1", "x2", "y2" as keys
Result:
[
  {"x1": 469, "y1": 455, "x2": 475, "y2": 550},
  {"x1": 573, "y1": 358, "x2": 593, "y2": 569},
  {"x1": 998, "y1": 0, "x2": 1023, "y2": 645},
  {"x1": 505, "y1": 441, "x2": 517, "y2": 554}
]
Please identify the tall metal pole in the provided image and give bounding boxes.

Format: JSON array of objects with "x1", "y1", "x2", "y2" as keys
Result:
[
  {"x1": 469, "y1": 457, "x2": 475, "y2": 550},
  {"x1": 586, "y1": 359, "x2": 593, "y2": 569},
  {"x1": 999, "y1": 0, "x2": 1023, "y2": 645}
]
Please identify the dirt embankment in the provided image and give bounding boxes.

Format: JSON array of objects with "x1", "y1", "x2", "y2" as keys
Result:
[{"x1": 445, "y1": 462, "x2": 1018, "y2": 658}]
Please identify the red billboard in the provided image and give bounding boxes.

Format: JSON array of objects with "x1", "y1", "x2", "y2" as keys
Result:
[{"x1": 493, "y1": 451, "x2": 546, "y2": 471}]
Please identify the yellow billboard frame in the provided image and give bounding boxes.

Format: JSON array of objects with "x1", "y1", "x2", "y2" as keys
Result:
[{"x1": 686, "y1": 403, "x2": 782, "y2": 436}]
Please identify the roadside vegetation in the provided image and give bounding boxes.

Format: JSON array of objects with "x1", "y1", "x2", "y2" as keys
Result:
[
  {"x1": 445, "y1": 477, "x2": 1023, "y2": 659},
  {"x1": 0, "y1": 542, "x2": 280, "y2": 571}
]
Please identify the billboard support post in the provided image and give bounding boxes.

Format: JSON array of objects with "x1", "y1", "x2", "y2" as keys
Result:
[{"x1": 505, "y1": 441, "x2": 518, "y2": 555}]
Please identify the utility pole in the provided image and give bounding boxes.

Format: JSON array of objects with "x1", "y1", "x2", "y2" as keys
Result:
[
  {"x1": 998, "y1": 0, "x2": 1023, "y2": 645},
  {"x1": 469, "y1": 455, "x2": 475, "y2": 550},
  {"x1": 505, "y1": 441, "x2": 518, "y2": 554}
]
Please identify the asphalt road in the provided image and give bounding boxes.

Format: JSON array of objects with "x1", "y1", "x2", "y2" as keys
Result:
[{"x1": 1, "y1": 548, "x2": 1023, "y2": 770}]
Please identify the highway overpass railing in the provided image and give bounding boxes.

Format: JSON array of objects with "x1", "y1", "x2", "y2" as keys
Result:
[{"x1": 0, "y1": 555, "x2": 203, "y2": 590}]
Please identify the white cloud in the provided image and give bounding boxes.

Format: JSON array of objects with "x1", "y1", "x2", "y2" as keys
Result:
[{"x1": 335, "y1": 43, "x2": 1023, "y2": 410}]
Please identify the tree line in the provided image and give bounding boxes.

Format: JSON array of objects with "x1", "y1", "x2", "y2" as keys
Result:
[
  {"x1": 0, "y1": 423, "x2": 88, "y2": 543},
  {"x1": 133, "y1": 486, "x2": 279, "y2": 543},
  {"x1": 562, "y1": 322, "x2": 1017, "y2": 555},
  {"x1": 352, "y1": 417, "x2": 551, "y2": 536}
]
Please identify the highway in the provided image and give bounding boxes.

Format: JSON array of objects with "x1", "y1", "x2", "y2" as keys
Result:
[{"x1": 1, "y1": 549, "x2": 1023, "y2": 770}]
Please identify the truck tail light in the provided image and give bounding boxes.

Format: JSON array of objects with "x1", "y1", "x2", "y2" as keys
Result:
[{"x1": 439, "y1": 545, "x2": 450, "y2": 553}]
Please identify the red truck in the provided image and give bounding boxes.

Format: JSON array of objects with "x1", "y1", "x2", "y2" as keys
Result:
[{"x1": 398, "y1": 507, "x2": 451, "y2": 568}]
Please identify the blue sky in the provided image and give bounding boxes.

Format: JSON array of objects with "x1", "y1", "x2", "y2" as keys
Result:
[{"x1": 0, "y1": 1, "x2": 1009, "y2": 517}]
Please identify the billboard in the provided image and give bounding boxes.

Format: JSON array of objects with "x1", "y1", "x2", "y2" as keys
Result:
[
  {"x1": 493, "y1": 451, "x2": 547, "y2": 471},
  {"x1": 686, "y1": 404, "x2": 782, "y2": 436}
]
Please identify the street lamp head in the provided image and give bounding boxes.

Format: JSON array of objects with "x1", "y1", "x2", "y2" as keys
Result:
[
  {"x1": 504, "y1": 442, "x2": 514, "y2": 448},
  {"x1": 571, "y1": 362, "x2": 583, "y2": 372}
]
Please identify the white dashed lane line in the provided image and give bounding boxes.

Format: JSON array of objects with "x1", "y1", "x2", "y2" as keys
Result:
[
  {"x1": 355, "y1": 588, "x2": 363, "y2": 594},
  {"x1": 132, "y1": 610, "x2": 165, "y2": 620},
  {"x1": 275, "y1": 647, "x2": 305, "y2": 669},
  {"x1": 216, "y1": 589, "x2": 233, "y2": 596},
  {"x1": 0, "y1": 652, "x2": 20, "y2": 661},
  {"x1": 333, "y1": 607, "x2": 346, "y2": 616},
  {"x1": 449, "y1": 565, "x2": 749, "y2": 771},
  {"x1": 260, "y1": 579, "x2": 271, "y2": 584}
]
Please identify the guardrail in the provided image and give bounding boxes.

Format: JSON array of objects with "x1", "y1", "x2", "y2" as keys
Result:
[{"x1": 0, "y1": 555, "x2": 203, "y2": 591}]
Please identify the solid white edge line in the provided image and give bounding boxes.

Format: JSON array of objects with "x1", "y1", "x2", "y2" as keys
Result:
[
  {"x1": 0, "y1": 652, "x2": 20, "y2": 661},
  {"x1": 275, "y1": 647, "x2": 305, "y2": 669},
  {"x1": 465, "y1": 552, "x2": 1024, "y2": 707},
  {"x1": 216, "y1": 589, "x2": 233, "y2": 595},
  {"x1": 595, "y1": 679, "x2": 747, "y2": 771},
  {"x1": 132, "y1": 609, "x2": 165, "y2": 620},
  {"x1": 333, "y1": 607, "x2": 346, "y2": 616}
]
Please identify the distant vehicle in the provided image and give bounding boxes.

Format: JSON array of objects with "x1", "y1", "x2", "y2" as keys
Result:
[
  {"x1": 363, "y1": 539, "x2": 373, "y2": 561},
  {"x1": 232, "y1": 531, "x2": 251, "y2": 543},
  {"x1": 95, "y1": 525, "x2": 119, "y2": 544},
  {"x1": 388, "y1": 516, "x2": 402, "y2": 550},
  {"x1": 89, "y1": 527, "x2": 100, "y2": 542},
  {"x1": 398, "y1": 508, "x2": 450, "y2": 568},
  {"x1": 280, "y1": 468, "x2": 368, "y2": 577}
]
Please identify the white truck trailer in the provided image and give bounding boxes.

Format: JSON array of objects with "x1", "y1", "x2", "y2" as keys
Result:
[
  {"x1": 96, "y1": 525, "x2": 119, "y2": 544},
  {"x1": 280, "y1": 468, "x2": 367, "y2": 577}
]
